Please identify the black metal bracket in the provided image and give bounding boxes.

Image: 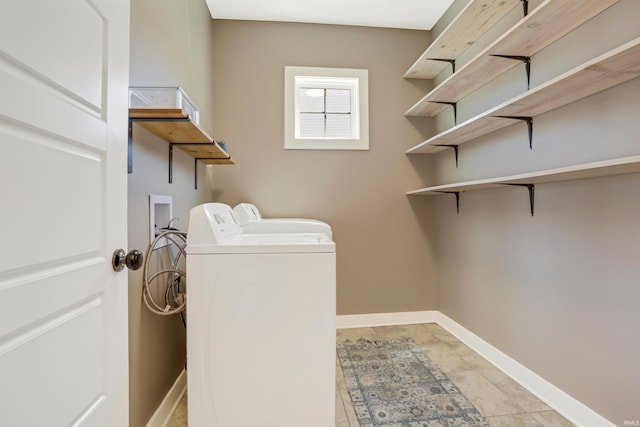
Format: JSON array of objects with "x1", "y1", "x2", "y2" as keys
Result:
[
  {"x1": 489, "y1": 54, "x2": 531, "y2": 89},
  {"x1": 425, "y1": 58, "x2": 456, "y2": 74},
  {"x1": 128, "y1": 119, "x2": 133, "y2": 173},
  {"x1": 430, "y1": 101, "x2": 458, "y2": 124},
  {"x1": 503, "y1": 183, "x2": 535, "y2": 216},
  {"x1": 169, "y1": 143, "x2": 176, "y2": 184},
  {"x1": 194, "y1": 158, "x2": 199, "y2": 190},
  {"x1": 520, "y1": 0, "x2": 529, "y2": 17},
  {"x1": 432, "y1": 144, "x2": 459, "y2": 168},
  {"x1": 194, "y1": 158, "x2": 211, "y2": 190},
  {"x1": 128, "y1": 117, "x2": 191, "y2": 175},
  {"x1": 169, "y1": 143, "x2": 201, "y2": 186},
  {"x1": 435, "y1": 191, "x2": 460, "y2": 214},
  {"x1": 169, "y1": 143, "x2": 231, "y2": 189},
  {"x1": 493, "y1": 116, "x2": 533, "y2": 149}
]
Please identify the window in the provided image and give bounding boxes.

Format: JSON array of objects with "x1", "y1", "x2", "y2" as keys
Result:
[{"x1": 284, "y1": 66, "x2": 369, "y2": 150}]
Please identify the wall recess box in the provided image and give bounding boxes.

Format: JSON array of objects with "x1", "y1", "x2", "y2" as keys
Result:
[{"x1": 149, "y1": 194, "x2": 173, "y2": 245}]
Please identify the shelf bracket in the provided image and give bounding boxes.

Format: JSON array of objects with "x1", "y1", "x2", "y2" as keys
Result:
[
  {"x1": 169, "y1": 142, "x2": 204, "y2": 185},
  {"x1": 169, "y1": 143, "x2": 176, "y2": 184},
  {"x1": 520, "y1": 0, "x2": 529, "y2": 17},
  {"x1": 435, "y1": 191, "x2": 460, "y2": 214},
  {"x1": 169, "y1": 143, "x2": 204, "y2": 188},
  {"x1": 503, "y1": 183, "x2": 535, "y2": 216},
  {"x1": 430, "y1": 101, "x2": 458, "y2": 124},
  {"x1": 493, "y1": 116, "x2": 533, "y2": 149},
  {"x1": 489, "y1": 54, "x2": 531, "y2": 89},
  {"x1": 194, "y1": 158, "x2": 219, "y2": 190},
  {"x1": 425, "y1": 58, "x2": 456, "y2": 74},
  {"x1": 169, "y1": 143, "x2": 231, "y2": 189},
  {"x1": 432, "y1": 144, "x2": 459, "y2": 168},
  {"x1": 194, "y1": 158, "x2": 199, "y2": 190},
  {"x1": 129, "y1": 116, "x2": 191, "y2": 177},
  {"x1": 128, "y1": 119, "x2": 133, "y2": 174}
]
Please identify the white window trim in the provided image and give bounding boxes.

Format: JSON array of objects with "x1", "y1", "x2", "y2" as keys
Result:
[{"x1": 284, "y1": 66, "x2": 369, "y2": 150}]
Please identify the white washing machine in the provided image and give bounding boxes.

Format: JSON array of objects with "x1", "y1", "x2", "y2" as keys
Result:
[
  {"x1": 186, "y1": 203, "x2": 336, "y2": 427},
  {"x1": 233, "y1": 202, "x2": 333, "y2": 239}
]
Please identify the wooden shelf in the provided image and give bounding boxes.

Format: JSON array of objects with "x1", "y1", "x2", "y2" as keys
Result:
[
  {"x1": 129, "y1": 109, "x2": 234, "y2": 188},
  {"x1": 407, "y1": 155, "x2": 640, "y2": 214},
  {"x1": 129, "y1": 109, "x2": 234, "y2": 163},
  {"x1": 407, "y1": 156, "x2": 640, "y2": 195},
  {"x1": 406, "y1": 0, "x2": 622, "y2": 117},
  {"x1": 404, "y1": 0, "x2": 522, "y2": 79},
  {"x1": 406, "y1": 38, "x2": 640, "y2": 155}
]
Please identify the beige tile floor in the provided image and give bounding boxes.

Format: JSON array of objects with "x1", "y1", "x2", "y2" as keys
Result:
[{"x1": 167, "y1": 323, "x2": 575, "y2": 427}]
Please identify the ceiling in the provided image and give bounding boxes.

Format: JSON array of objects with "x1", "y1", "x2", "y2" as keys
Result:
[{"x1": 203, "y1": 0, "x2": 455, "y2": 31}]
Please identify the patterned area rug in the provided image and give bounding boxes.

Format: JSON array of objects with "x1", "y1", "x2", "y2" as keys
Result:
[{"x1": 337, "y1": 338, "x2": 489, "y2": 427}]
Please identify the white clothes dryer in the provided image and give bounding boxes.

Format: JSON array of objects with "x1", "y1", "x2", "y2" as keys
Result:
[
  {"x1": 186, "y1": 203, "x2": 336, "y2": 427},
  {"x1": 233, "y1": 202, "x2": 333, "y2": 239}
]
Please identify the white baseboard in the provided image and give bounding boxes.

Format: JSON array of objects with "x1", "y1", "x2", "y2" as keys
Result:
[
  {"x1": 336, "y1": 310, "x2": 438, "y2": 328},
  {"x1": 434, "y1": 312, "x2": 615, "y2": 427},
  {"x1": 337, "y1": 310, "x2": 614, "y2": 427},
  {"x1": 145, "y1": 369, "x2": 187, "y2": 427}
]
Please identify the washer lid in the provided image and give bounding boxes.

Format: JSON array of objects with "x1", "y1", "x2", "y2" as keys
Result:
[
  {"x1": 186, "y1": 232, "x2": 335, "y2": 254},
  {"x1": 240, "y1": 219, "x2": 333, "y2": 239}
]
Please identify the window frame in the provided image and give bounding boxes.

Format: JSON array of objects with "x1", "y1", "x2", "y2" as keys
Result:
[{"x1": 284, "y1": 66, "x2": 369, "y2": 150}]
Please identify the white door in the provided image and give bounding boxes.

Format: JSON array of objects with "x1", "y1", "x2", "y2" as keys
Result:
[{"x1": 0, "y1": 0, "x2": 130, "y2": 426}]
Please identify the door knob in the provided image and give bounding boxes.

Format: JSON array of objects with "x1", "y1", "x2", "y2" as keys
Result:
[{"x1": 112, "y1": 249, "x2": 144, "y2": 272}]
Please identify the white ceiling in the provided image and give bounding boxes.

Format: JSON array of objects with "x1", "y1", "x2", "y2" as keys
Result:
[{"x1": 204, "y1": 0, "x2": 455, "y2": 30}]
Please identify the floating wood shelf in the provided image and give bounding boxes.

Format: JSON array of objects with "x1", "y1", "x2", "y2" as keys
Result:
[
  {"x1": 406, "y1": 155, "x2": 640, "y2": 215},
  {"x1": 404, "y1": 0, "x2": 522, "y2": 79},
  {"x1": 405, "y1": 0, "x2": 622, "y2": 118},
  {"x1": 406, "y1": 38, "x2": 640, "y2": 156},
  {"x1": 129, "y1": 109, "x2": 234, "y2": 189}
]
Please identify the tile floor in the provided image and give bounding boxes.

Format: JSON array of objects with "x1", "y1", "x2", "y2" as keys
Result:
[{"x1": 167, "y1": 323, "x2": 575, "y2": 427}]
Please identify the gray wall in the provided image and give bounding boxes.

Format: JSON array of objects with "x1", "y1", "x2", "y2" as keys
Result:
[
  {"x1": 128, "y1": 0, "x2": 216, "y2": 425},
  {"x1": 207, "y1": 20, "x2": 439, "y2": 315},
  {"x1": 428, "y1": 0, "x2": 640, "y2": 424}
]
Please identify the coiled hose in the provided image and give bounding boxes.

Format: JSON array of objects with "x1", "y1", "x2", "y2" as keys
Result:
[{"x1": 142, "y1": 229, "x2": 188, "y2": 317}]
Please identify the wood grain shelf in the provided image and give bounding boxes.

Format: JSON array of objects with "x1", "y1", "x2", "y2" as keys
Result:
[
  {"x1": 129, "y1": 108, "x2": 234, "y2": 188},
  {"x1": 406, "y1": 38, "x2": 640, "y2": 155},
  {"x1": 405, "y1": 0, "x2": 622, "y2": 117},
  {"x1": 129, "y1": 109, "x2": 233, "y2": 163},
  {"x1": 404, "y1": 0, "x2": 522, "y2": 79},
  {"x1": 406, "y1": 155, "x2": 640, "y2": 215}
]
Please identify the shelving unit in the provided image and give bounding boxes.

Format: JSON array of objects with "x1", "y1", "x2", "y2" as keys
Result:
[
  {"x1": 405, "y1": 0, "x2": 622, "y2": 118},
  {"x1": 129, "y1": 109, "x2": 234, "y2": 189},
  {"x1": 403, "y1": 0, "x2": 639, "y2": 216},
  {"x1": 406, "y1": 155, "x2": 640, "y2": 215},
  {"x1": 404, "y1": 0, "x2": 523, "y2": 79},
  {"x1": 406, "y1": 38, "x2": 640, "y2": 157}
]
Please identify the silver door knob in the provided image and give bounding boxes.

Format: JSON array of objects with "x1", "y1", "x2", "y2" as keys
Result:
[{"x1": 112, "y1": 249, "x2": 144, "y2": 272}]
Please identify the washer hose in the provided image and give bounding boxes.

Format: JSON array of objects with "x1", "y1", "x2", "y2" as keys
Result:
[{"x1": 142, "y1": 229, "x2": 188, "y2": 316}]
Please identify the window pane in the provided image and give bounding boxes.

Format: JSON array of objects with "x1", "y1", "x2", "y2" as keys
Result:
[
  {"x1": 299, "y1": 113, "x2": 324, "y2": 137},
  {"x1": 326, "y1": 113, "x2": 351, "y2": 138},
  {"x1": 298, "y1": 88, "x2": 324, "y2": 112},
  {"x1": 326, "y1": 89, "x2": 351, "y2": 113}
]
